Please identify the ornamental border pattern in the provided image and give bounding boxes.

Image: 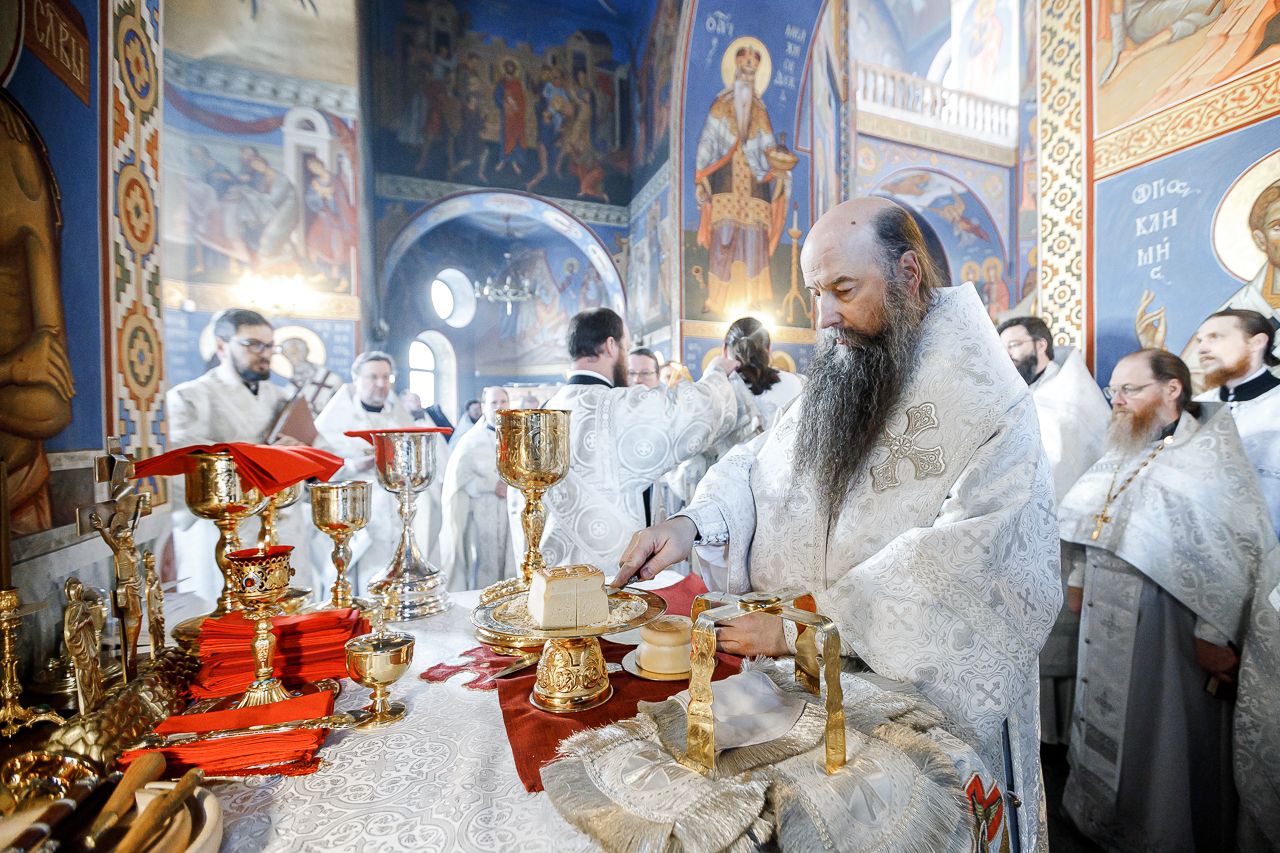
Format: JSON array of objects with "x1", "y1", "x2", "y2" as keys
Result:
[
  {"x1": 104, "y1": 0, "x2": 167, "y2": 483},
  {"x1": 1094, "y1": 63, "x2": 1280, "y2": 179},
  {"x1": 164, "y1": 51, "x2": 359, "y2": 116},
  {"x1": 374, "y1": 173, "x2": 631, "y2": 229},
  {"x1": 1036, "y1": 0, "x2": 1085, "y2": 351}
]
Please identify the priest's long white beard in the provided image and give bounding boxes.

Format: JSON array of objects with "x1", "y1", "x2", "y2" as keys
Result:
[
  {"x1": 792, "y1": 281, "x2": 927, "y2": 519},
  {"x1": 733, "y1": 79, "x2": 752, "y2": 136}
]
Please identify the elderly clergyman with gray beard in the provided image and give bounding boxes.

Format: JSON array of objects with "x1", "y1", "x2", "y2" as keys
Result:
[
  {"x1": 616, "y1": 198, "x2": 1061, "y2": 850},
  {"x1": 1057, "y1": 348, "x2": 1279, "y2": 852}
]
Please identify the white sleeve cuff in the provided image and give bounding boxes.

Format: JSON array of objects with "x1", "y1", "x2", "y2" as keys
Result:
[
  {"x1": 675, "y1": 504, "x2": 729, "y2": 545},
  {"x1": 1193, "y1": 618, "x2": 1231, "y2": 646}
]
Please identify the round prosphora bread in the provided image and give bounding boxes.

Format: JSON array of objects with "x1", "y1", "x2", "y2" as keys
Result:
[{"x1": 637, "y1": 615, "x2": 693, "y2": 674}]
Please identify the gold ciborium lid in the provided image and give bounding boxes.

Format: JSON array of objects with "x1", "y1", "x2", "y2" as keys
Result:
[{"x1": 224, "y1": 545, "x2": 294, "y2": 606}]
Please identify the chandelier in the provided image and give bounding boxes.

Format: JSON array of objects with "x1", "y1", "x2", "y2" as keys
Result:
[{"x1": 475, "y1": 218, "x2": 536, "y2": 315}]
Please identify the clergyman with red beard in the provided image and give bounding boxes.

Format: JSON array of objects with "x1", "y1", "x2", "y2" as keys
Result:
[
  {"x1": 615, "y1": 197, "x2": 1061, "y2": 850},
  {"x1": 1057, "y1": 348, "x2": 1276, "y2": 852}
]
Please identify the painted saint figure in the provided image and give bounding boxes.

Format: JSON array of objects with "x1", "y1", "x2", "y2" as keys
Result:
[
  {"x1": 694, "y1": 41, "x2": 790, "y2": 315},
  {"x1": 1220, "y1": 177, "x2": 1280, "y2": 357},
  {"x1": 493, "y1": 59, "x2": 528, "y2": 176},
  {"x1": 0, "y1": 90, "x2": 75, "y2": 536}
]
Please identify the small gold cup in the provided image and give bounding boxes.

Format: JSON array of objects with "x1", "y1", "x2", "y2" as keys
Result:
[
  {"x1": 344, "y1": 611, "x2": 414, "y2": 730},
  {"x1": 184, "y1": 452, "x2": 269, "y2": 615},
  {"x1": 309, "y1": 480, "x2": 371, "y2": 610},
  {"x1": 225, "y1": 545, "x2": 296, "y2": 708}
]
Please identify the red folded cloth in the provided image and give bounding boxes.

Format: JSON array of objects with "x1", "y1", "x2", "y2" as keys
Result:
[
  {"x1": 133, "y1": 442, "x2": 342, "y2": 496},
  {"x1": 192, "y1": 609, "x2": 367, "y2": 698},
  {"x1": 118, "y1": 689, "x2": 335, "y2": 777},
  {"x1": 344, "y1": 426, "x2": 452, "y2": 444},
  {"x1": 649, "y1": 572, "x2": 709, "y2": 617},
  {"x1": 498, "y1": 640, "x2": 742, "y2": 792}
]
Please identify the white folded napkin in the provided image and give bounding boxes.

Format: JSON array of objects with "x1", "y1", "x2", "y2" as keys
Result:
[{"x1": 671, "y1": 669, "x2": 807, "y2": 750}]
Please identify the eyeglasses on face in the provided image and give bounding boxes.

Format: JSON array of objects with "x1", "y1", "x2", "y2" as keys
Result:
[
  {"x1": 1102, "y1": 381, "x2": 1157, "y2": 401},
  {"x1": 627, "y1": 369, "x2": 657, "y2": 378},
  {"x1": 1003, "y1": 338, "x2": 1035, "y2": 352},
  {"x1": 232, "y1": 338, "x2": 276, "y2": 354}
]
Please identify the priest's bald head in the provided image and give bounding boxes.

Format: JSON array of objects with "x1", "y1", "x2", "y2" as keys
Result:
[{"x1": 795, "y1": 197, "x2": 945, "y2": 517}]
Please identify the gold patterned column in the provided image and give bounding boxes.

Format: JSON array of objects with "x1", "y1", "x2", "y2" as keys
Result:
[
  {"x1": 104, "y1": 1, "x2": 167, "y2": 489},
  {"x1": 1037, "y1": 0, "x2": 1086, "y2": 352}
]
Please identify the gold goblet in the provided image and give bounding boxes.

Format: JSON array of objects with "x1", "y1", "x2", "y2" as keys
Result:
[
  {"x1": 344, "y1": 610, "x2": 414, "y2": 730},
  {"x1": 309, "y1": 480, "x2": 371, "y2": 610},
  {"x1": 366, "y1": 430, "x2": 450, "y2": 622},
  {"x1": 224, "y1": 545, "x2": 296, "y2": 708},
  {"x1": 183, "y1": 452, "x2": 269, "y2": 616},
  {"x1": 485, "y1": 409, "x2": 570, "y2": 600}
]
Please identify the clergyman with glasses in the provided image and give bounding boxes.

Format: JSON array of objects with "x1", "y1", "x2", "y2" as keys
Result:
[
  {"x1": 996, "y1": 315, "x2": 1110, "y2": 747},
  {"x1": 166, "y1": 308, "x2": 310, "y2": 604},
  {"x1": 1056, "y1": 348, "x2": 1269, "y2": 851}
]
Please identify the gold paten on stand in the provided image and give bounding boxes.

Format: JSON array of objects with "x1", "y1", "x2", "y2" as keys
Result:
[
  {"x1": 684, "y1": 589, "x2": 846, "y2": 775},
  {"x1": 224, "y1": 546, "x2": 297, "y2": 708},
  {"x1": 474, "y1": 409, "x2": 569, "y2": 653},
  {"x1": 472, "y1": 589, "x2": 665, "y2": 714}
]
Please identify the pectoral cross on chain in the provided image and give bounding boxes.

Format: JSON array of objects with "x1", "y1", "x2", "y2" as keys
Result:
[
  {"x1": 870, "y1": 403, "x2": 947, "y2": 492},
  {"x1": 1090, "y1": 509, "x2": 1111, "y2": 541}
]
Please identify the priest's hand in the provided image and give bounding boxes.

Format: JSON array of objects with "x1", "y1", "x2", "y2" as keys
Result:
[
  {"x1": 1066, "y1": 585, "x2": 1083, "y2": 615},
  {"x1": 1194, "y1": 639, "x2": 1240, "y2": 684},
  {"x1": 614, "y1": 516, "x2": 697, "y2": 585},
  {"x1": 495, "y1": 481, "x2": 507, "y2": 499},
  {"x1": 716, "y1": 612, "x2": 788, "y2": 658}
]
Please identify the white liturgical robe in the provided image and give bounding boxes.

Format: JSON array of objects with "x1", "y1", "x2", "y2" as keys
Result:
[
  {"x1": 314, "y1": 386, "x2": 448, "y2": 594},
  {"x1": 509, "y1": 368, "x2": 750, "y2": 570},
  {"x1": 1195, "y1": 372, "x2": 1280, "y2": 535},
  {"x1": 167, "y1": 361, "x2": 296, "y2": 602},
  {"x1": 680, "y1": 284, "x2": 1061, "y2": 851},
  {"x1": 1058, "y1": 407, "x2": 1274, "y2": 851},
  {"x1": 1028, "y1": 347, "x2": 1110, "y2": 744},
  {"x1": 441, "y1": 424, "x2": 516, "y2": 591}
]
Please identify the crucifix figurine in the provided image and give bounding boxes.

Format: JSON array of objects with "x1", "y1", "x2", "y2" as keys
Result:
[{"x1": 77, "y1": 439, "x2": 151, "y2": 683}]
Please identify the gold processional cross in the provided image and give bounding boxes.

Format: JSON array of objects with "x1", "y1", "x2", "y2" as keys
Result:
[{"x1": 870, "y1": 403, "x2": 947, "y2": 492}]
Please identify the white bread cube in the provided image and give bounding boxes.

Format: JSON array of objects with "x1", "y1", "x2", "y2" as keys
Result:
[{"x1": 528, "y1": 564, "x2": 610, "y2": 629}]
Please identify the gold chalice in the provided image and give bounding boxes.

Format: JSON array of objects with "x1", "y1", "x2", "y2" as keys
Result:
[
  {"x1": 475, "y1": 409, "x2": 569, "y2": 653},
  {"x1": 224, "y1": 545, "x2": 296, "y2": 708},
  {"x1": 184, "y1": 452, "x2": 269, "y2": 615},
  {"x1": 344, "y1": 609, "x2": 414, "y2": 730},
  {"x1": 309, "y1": 480, "x2": 371, "y2": 610},
  {"x1": 365, "y1": 430, "x2": 450, "y2": 622}
]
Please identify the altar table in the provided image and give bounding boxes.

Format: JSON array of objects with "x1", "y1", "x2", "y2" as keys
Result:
[{"x1": 214, "y1": 589, "x2": 596, "y2": 852}]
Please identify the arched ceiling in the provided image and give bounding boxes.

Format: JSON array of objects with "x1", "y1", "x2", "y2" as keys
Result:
[{"x1": 164, "y1": 0, "x2": 356, "y2": 86}]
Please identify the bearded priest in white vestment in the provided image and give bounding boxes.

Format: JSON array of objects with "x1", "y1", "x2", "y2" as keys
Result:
[
  {"x1": 1059, "y1": 348, "x2": 1268, "y2": 852},
  {"x1": 998, "y1": 316, "x2": 1110, "y2": 746},
  {"x1": 442, "y1": 386, "x2": 517, "y2": 590},
  {"x1": 511, "y1": 307, "x2": 753, "y2": 570},
  {"x1": 617, "y1": 199, "x2": 1061, "y2": 852},
  {"x1": 168, "y1": 309, "x2": 304, "y2": 602},
  {"x1": 315, "y1": 351, "x2": 448, "y2": 595}
]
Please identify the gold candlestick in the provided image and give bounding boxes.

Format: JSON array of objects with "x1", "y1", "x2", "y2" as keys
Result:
[
  {"x1": 0, "y1": 458, "x2": 64, "y2": 737},
  {"x1": 257, "y1": 481, "x2": 302, "y2": 551},
  {"x1": 224, "y1": 546, "x2": 296, "y2": 708},
  {"x1": 309, "y1": 480, "x2": 371, "y2": 610}
]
